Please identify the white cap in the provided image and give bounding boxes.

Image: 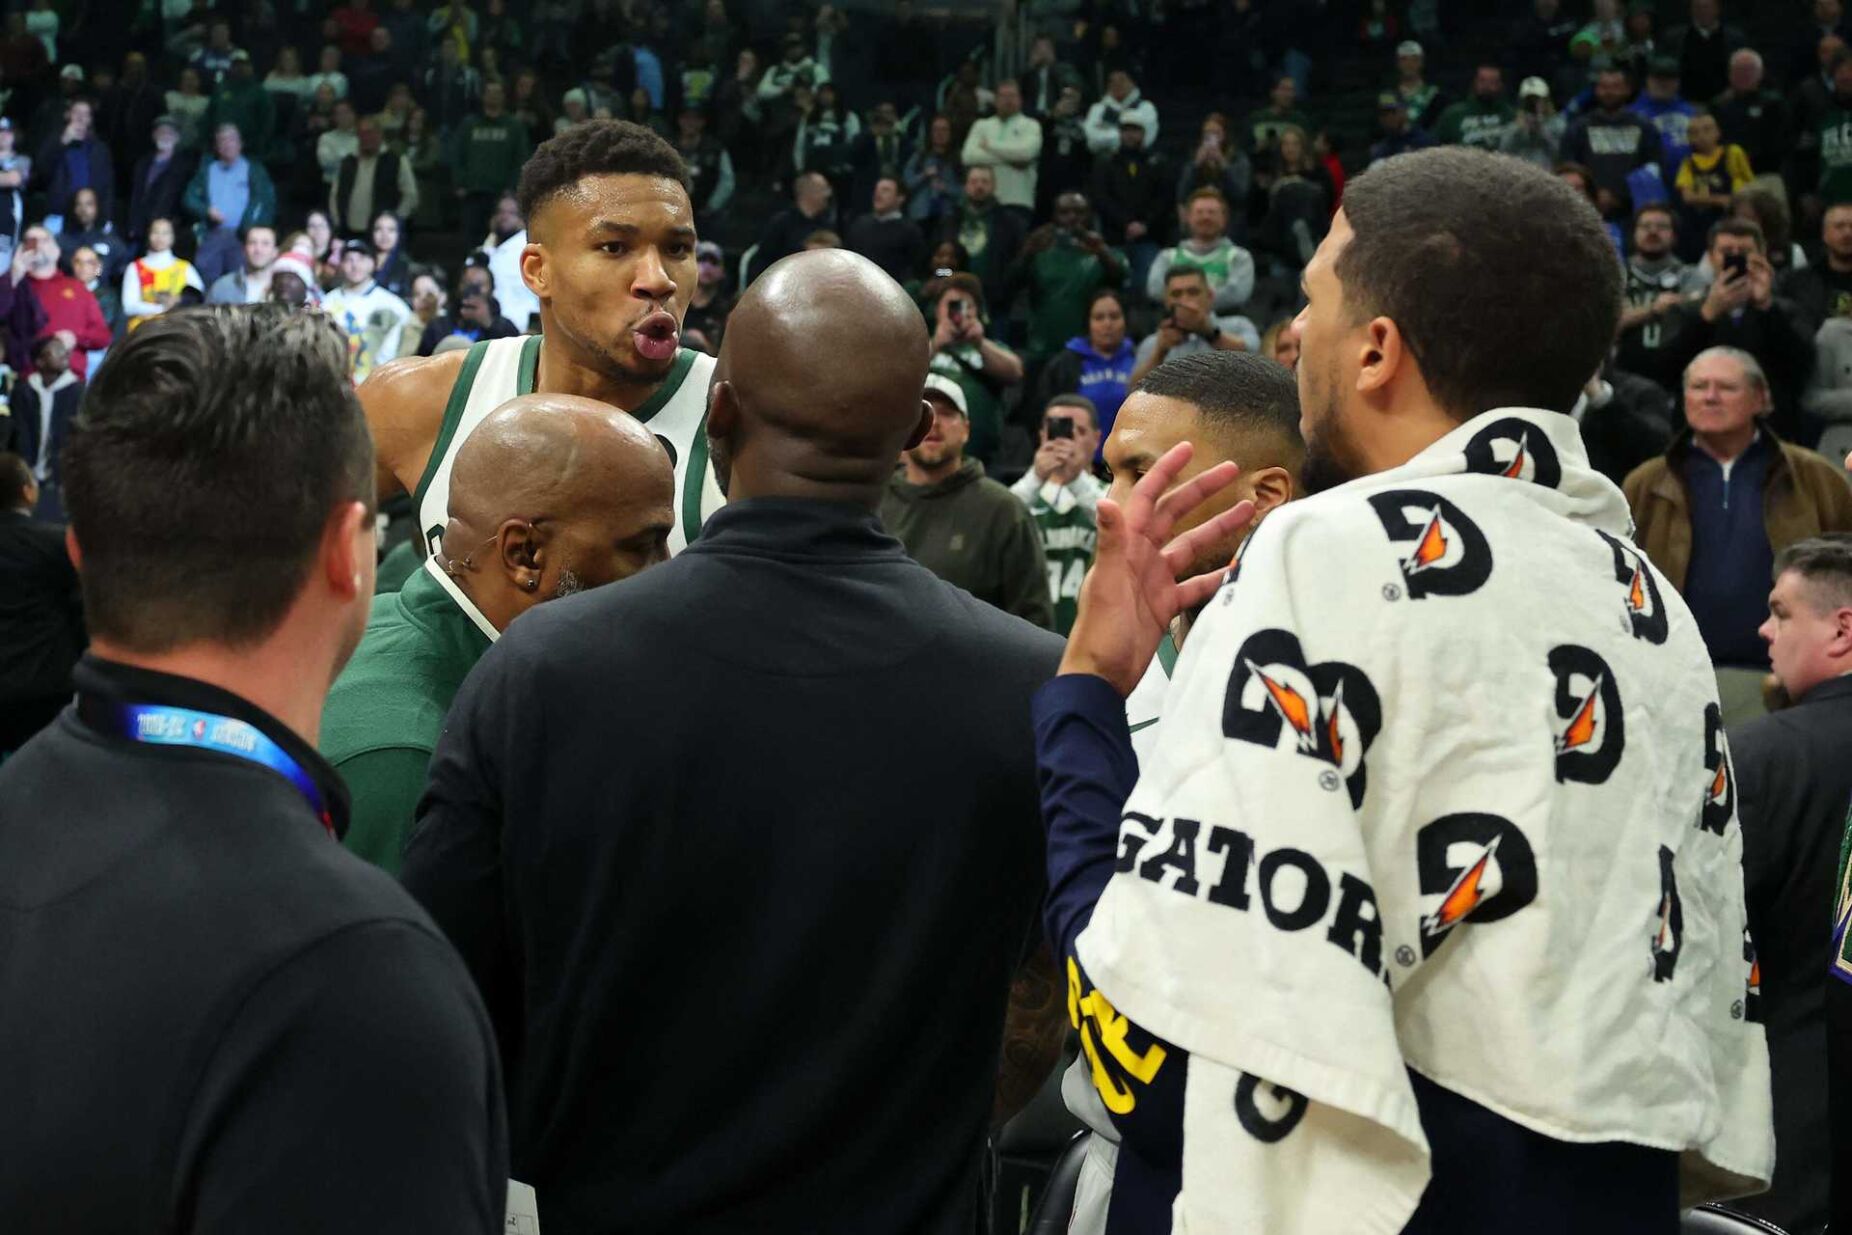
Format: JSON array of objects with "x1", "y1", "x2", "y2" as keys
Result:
[
  {"x1": 922, "y1": 373, "x2": 968, "y2": 416},
  {"x1": 1520, "y1": 76, "x2": 1551, "y2": 100},
  {"x1": 1395, "y1": 40, "x2": 1423, "y2": 58}
]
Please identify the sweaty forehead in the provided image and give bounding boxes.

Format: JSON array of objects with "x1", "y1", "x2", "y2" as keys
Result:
[{"x1": 535, "y1": 173, "x2": 693, "y2": 240}]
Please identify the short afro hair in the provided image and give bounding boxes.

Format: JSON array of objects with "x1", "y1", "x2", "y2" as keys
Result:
[{"x1": 516, "y1": 119, "x2": 689, "y2": 225}]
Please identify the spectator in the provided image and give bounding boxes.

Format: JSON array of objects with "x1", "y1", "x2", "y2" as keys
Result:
[
  {"x1": 267, "y1": 251, "x2": 318, "y2": 308},
  {"x1": 371, "y1": 211, "x2": 411, "y2": 299},
  {"x1": 1713, "y1": 50, "x2": 1788, "y2": 181},
  {"x1": 0, "y1": 119, "x2": 29, "y2": 262},
  {"x1": 1237, "y1": 74, "x2": 1311, "y2": 163},
  {"x1": 1783, "y1": 200, "x2": 1852, "y2": 331},
  {"x1": 881, "y1": 373, "x2": 1051, "y2": 627},
  {"x1": 941, "y1": 164, "x2": 1026, "y2": 313},
  {"x1": 57, "y1": 187, "x2": 125, "y2": 283},
  {"x1": 121, "y1": 217, "x2": 204, "y2": 331},
  {"x1": 1634, "y1": 56, "x2": 1697, "y2": 177},
  {"x1": 0, "y1": 226, "x2": 107, "y2": 380},
  {"x1": 7, "y1": 333, "x2": 75, "y2": 511},
  {"x1": 682, "y1": 239, "x2": 733, "y2": 355},
  {"x1": 845, "y1": 176, "x2": 924, "y2": 283},
  {"x1": 1391, "y1": 40, "x2": 1442, "y2": 128},
  {"x1": 332, "y1": 0, "x2": 382, "y2": 56},
  {"x1": 69, "y1": 245, "x2": 121, "y2": 369},
  {"x1": 204, "y1": 50, "x2": 275, "y2": 162},
  {"x1": 264, "y1": 45, "x2": 310, "y2": 103},
  {"x1": 28, "y1": 62, "x2": 85, "y2": 153},
  {"x1": 1665, "y1": 0, "x2": 1744, "y2": 108},
  {"x1": 936, "y1": 57, "x2": 988, "y2": 153},
  {"x1": 0, "y1": 453, "x2": 82, "y2": 753},
  {"x1": 1731, "y1": 535, "x2": 1852, "y2": 1234},
  {"x1": 1674, "y1": 110, "x2": 1751, "y2": 260},
  {"x1": 305, "y1": 44, "x2": 349, "y2": 103},
  {"x1": 1091, "y1": 116, "x2": 1169, "y2": 293},
  {"x1": 1022, "y1": 34, "x2": 1083, "y2": 119},
  {"x1": 164, "y1": 66, "x2": 210, "y2": 152},
  {"x1": 450, "y1": 81, "x2": 530, "y2": 248},
  {"x1": 1010, "y1": 190, "x2": 1124, "y2": 378},
  {"x1": 36, "y1": 97, "x2": 112, "y2": 221},
  {"x1": 1624, "y1": 346, "x2": 1852, "y2": 692},
  {"x1": 330, "y1": 116, "x2": 417, "y2": 234},
  {"x1": 757, "y1": 32, "x2": 829, "y2": 157},
  {"x1": 962, "y1": 79, "x2": 1041, "y2": 221},
  {"x1": 373, "y1": 81, "x2": 416, "y2": 151},
  {"x1": 345, "y1": 28, "x2": 397, "y2": 117},
  {"x1": 755, "y1": 171, "x2": 836, "y2": 276},
  {"x1": 1562, "y1": 67, "x2": 1664, "y2": 216},
  {"x1": 1252, "y1": 126, "x2": 1334, "y2": 274},
  {"x1": 421, "y1": 37, "x2": 480, "y2": 136},
  {"x1": 623, "y1": 86, "x2": 669, "y2": 142},
  {"x1": 1499, "y1": 77, "x2": 1566, "y2": 169},
  {"x1": 1617, "y1": 203, "x2": 1699, "y2": 387},
  {"x1": 416, "y1": 266, "x2": 516, "y2": 356},
  {"x1": 183, "y1": 123, "x2": 277, "y2": 287},
  {"x1": 1370, "y1": 93, "x2": 1437, "y2": 165},
  {"x1": 1510, "y1": 0, "x2": 1579, "y2": 86},
  {"x1": 316, "y1": 98, "x2": 360, "y2": 188},
  {"x1": 1820, "y1": 52, "x2": 1852, "y2": 210},
  {"x1": 1792, "y1": 0, "x2": 1851, "y2": 85},
  {"x1": 302, "y1": 208, "x2": 338, "y2": 287},
  {"x1": 554, "y1": 87, "x2": 590, "y2": 136},
  {"x1": 1436, "y1": 64, "x2": 1515, "y2": 150},
  {"x1": 1037, "y1": 287, "x2": 1137, "y2": 451},
  {"x1": 1147, "y1": 189, "x2": 1254, "y2": 314},
  {"x1": 126, "y1": 116, "x2": 188, "y2": 248},
  {"x1": 321, "y1": 238, "x2": 412, "y2": 383},
  {"x1": 1036, "y1": 84, "x2": 1092, "y2": 215},
  {"x1": 406, "y1": 269, "x2": 444, "y2": 337},
  {"x1": 925, "y1": 273, "x2": 1022, "y2": 466},
  {"x1": 1660, "y1": 220, "x2": 1817, "y2": 442},
  {"x1": 674, "y1": 104, "x2": 734, "y2": 227},
  {"x1": 1083, "y1": 68, "x2": 1159, "y2": 156},
  {"x1": 1177, "y1": 113, "x2": 1252, "y2": 223},
  {"x1": 846, "y1": 101, "x2": 908, "y2": 217},
  {"x1": 323, "y1": 394, "x2": 673, "y2": 875},
  {"x1": 1733, "y1": 187, "x2": 1807, "y2": 277},
  {"x1": 1012, "y1": 394, "x2": 1103, "y2": 634},
  {"x1": 479, "y1": 194, "x2": 534, "y2": 330},
  {"x1": 791, "y1": 81, "x2": 857, "y2": 192},
  {"x1": 902, "y1": 113, "x2": 961, "y2": 227},
  {"x1": 205, "y1": 223, "x2": 278, "y2": 305},
  {"x1": 0, "y1": 14, "x2": 47, "y2": 104},
  {"x1": 1261, "y1": 315, "x2": 1301, "y2": 370},
  {"x1": 1130, "y1": 265, "x2": 1259, "y2": 388}
]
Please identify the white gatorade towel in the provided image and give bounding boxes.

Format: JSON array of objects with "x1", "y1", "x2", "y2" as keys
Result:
[{"x1": 1076, "y1": 408, "x2": 1773, "y2": 1234}]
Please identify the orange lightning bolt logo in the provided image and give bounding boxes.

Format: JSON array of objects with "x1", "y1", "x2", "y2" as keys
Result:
[
  {"x1": 1555, "y1": 675, "x2": 1602, "y2": 754},
  {"x1": 1422, "y1": 835, "x2": 1502, "y2": 937},
  {"x1": 1325, "y1": 679, "x2": 1346, "y2": 767},
  {"x1": 1627, "y1": 564, "x2": 1648, "y2": 615},
  {"x1": 1501, "y1": 433, "x2": 1530, "y2": 479},
  {"x1": 1708, "y1": 758, "x2": 1730, "y2": 807},
  {"x1": 1654, "y1": 893, "x2": 1676, "y2": 955},
  {"x1": 1247, "y1": 661, "x2": 1316, "y2": 753},
  {"x1": 1404, "y1": 507, "x2": 1450, "y2": 574}
]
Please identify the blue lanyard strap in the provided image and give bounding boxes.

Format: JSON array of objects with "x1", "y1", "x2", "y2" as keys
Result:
[{"x1": 104, "y1": 704, "x2": 335, "y2": 839}]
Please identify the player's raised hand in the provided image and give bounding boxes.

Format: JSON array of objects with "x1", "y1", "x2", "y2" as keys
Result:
[{"x1": 1059, "y1": 441, "x2": 1254, "y2": 696}]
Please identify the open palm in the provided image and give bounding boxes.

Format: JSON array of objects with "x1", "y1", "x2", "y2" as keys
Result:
[{"x1": 1060, "y1": 442, "x2": 1256, "y2": 696}]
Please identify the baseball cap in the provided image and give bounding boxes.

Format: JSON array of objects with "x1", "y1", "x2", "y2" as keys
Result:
[
  {"x1": 1519, "y1": 76, "x2": 1551, "y2": 100},
  {"x1": 922, "y1": 374, "x2": 968, "y2": 417},
  {"x1": 1395, "y1": 40, "x2": 1423, "y2": 58},
  {"x1": 1647, "y1": 54, "x2": 1680, "y2": 77},
  {"x1": 60, "y1": 64, "x2": 83, "y2": 82},
  {"x1": 1377, "y1": 91, "x2": 1405, "y2": 110},
  {"x1": 696, "y1": 240, "x2": 723, "y2": 263},
  {"x1": 340, "y1": 238, "x2": 377, "y2": 260}
]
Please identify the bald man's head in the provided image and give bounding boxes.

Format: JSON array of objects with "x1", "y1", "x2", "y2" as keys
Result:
[
  {"x1": 440, "y1": 393, "x2": 675, "y2": 630},
  {"x1": 706, "y1": 249, "x2": 932, "y2": 506}
]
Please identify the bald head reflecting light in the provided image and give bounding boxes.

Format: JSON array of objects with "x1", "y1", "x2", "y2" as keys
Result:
[
  {"x1": 706, "y1": 249, "x2": 932, "y2": 506},
  {"x1": 441, "y1": 393, "x2": 676, "y2": 629}
]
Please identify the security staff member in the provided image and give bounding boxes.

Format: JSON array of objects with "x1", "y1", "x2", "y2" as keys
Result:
[{"x1": 0, "y1": 306, "x2": 506, "y2": 1231}]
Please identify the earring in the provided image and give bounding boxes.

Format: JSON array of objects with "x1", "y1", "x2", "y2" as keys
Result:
[{"x1": 526, "y1": 577, "x2": 539, "y2": 590}]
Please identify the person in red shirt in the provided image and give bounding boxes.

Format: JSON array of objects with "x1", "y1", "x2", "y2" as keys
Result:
[
  {"x1": 0, "y1": 225, "x2": 111, "y2": 379},
  {"x1": 329, "y1": 0, "x2": 381, "y2": 58}
]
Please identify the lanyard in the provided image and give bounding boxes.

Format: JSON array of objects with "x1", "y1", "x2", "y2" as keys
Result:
[{"x1": 93, "y1": 702, "x2": 335, "y2": 839}]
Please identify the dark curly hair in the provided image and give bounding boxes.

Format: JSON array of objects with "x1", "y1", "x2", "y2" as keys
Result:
[{"x1": 516, "y1": 119, "x2": 689, "y2": 225}]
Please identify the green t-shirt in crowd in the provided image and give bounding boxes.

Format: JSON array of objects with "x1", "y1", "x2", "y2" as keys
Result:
[
  {"x1": 1834, "y1": 798, "x2": 1852, "y2": 985},
  {"x1": 319, "y1": 562, "x2": 493, "y2": 874},
  {"x1": 1024, "y1": 236, "x2": 1121, "y2": 362},
  {"x1": 1821, "y1": 106, "x2": 1852, "y2": 206},
  {"x1": 1435, "y1": 97, "x2": 1516, "y2": 149},
  {"x1": 451, "y1": 112, "x2": 533, "y2": 194},
  {"x1": 928, "y1": 341, "x2": 1015, "y2": 465},
  {"x1": 1026, "y1": 481, "x2": 1098, "y2": 635}
]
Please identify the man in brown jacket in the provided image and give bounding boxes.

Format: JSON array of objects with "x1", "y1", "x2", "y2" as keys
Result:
[{"x1": 1623, "y1": 345, "x2": 1852, "y2": 720}]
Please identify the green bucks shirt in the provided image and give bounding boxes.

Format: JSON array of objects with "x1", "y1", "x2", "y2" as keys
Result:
[
  {"x1": 1020, "y1": 474, "x2": 1101, "y2": 635},
  {"x1": 1820, "y1": 105, "x2": 1852, "y2": 205},
  {"x1": 1834, "y1": 797, "x2": 1852, "y2": 986}
]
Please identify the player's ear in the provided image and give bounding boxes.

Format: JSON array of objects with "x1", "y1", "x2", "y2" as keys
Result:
[
  {"x1": 904, "y1": 399, "x2": 933, "y2": 449},
  {"x1": 1356, "y1": 315, "x2": 1402, "y2": 398},
  {"x1": 499, "y1": 518, "x2": 544, "y2": 593},
  {"x1": 707, "y1": 379, "x2": 739, "y2": 439},
  {"x1": 1246, "y1": 464, "x2": 1295, "y2": 515},
  {"x1": 520, "y1": 238, "x2": 546, "y2": 299}
]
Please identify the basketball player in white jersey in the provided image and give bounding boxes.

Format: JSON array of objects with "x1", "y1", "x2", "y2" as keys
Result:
[{"x1": 362, "y1": 120, "x2": 723, "y2": 557}]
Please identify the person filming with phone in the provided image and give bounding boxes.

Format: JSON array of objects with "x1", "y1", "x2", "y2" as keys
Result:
[
  {"x1": 927, "y1": 273, "x2": 1023, "y2": 467},
  {"x1": 1659, "y1": 218, "x2": 1816, "y2": 443},
  {"x1": 1128, "y1": 265, "x2": 1258, "y2": 388}
]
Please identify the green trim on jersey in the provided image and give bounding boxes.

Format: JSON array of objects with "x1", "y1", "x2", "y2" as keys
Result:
[
  {"x1": 413, "y1": 340, "x2": 491, "y2": 515},
  {"x1": 629, "y1": 347, "x2": 697, "y2": 424},
  {"x1": 1156, "y1": 631, "x2": 1179, "y2": 676},
  {"x1": 682, "y1": 423, "x2": 711, "y2": 545},
  {"x1": 515, "y1": 332, "x2": 541, "y2": 395}
]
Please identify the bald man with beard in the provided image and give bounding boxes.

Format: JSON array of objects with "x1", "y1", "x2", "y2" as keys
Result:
[
  {"x1": 403, "y1": 249, "x2": 1068, "y2": 1235},
  {"x1": 321, "y1": 393, "x2": 674, "y2": 874}
]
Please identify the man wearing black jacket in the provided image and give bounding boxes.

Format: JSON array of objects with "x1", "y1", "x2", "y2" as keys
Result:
[
  {"x1": 0, "y1": 452, "x2": 81, "y2": 752},
  {"x1": 0, "y1": 306, "x2": 506, "y2": 1231},
  {"x1": 1734, "y1": 535, "x2": 1852, "y2": 1235},
  {"x1": 126, "y1": 115, "x2": 192, "y2": 247},
  {"x1": 404, "y1": 250, "x2": 1067, "y2": 1235}
]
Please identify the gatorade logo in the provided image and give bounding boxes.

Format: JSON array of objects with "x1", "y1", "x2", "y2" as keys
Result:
[
  {"x1": 1652, "y1": 845, "x2": 1683, "y2": 982},
  {"x1": 1699, "y1": 703, "x2": 1735, "y2": 836},
  {"x1": 1464, "y1": 417, "x2": 1562, "y2": 489},
  {"x1": 1367, "y1": 490, "x2": 1493, "y2": 599},
  {"x1": 1597, "y1": 529, "x2": 1668, "y2": 645},
  {"x1": 1223, "y1": 629, "x2": 1383, "y2": 809},
  {"x1": 1415, "y1": 812, "x2": 1540, "y2": 958},
  {"x1": 1550, "y1": 644, "x2": 1625, "y2": 784}
]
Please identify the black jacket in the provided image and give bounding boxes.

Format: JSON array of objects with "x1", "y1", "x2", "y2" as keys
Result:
[
  {"x1": 0, "y1": 509, "x2": 82, "y2": 715},
  {"x1": 845, "y1": 212, "x2": 926, "y2": 283},
  {"x1": 1733, "y1": 676, "x2": 1852, "y2": 1235},
  {"x1": 0, "y1": 658, "x2": 507, "y2": 1230},
  {"x1": 126, "y1": 150, "x2": 194, "y2": 245},
  {"x1": 404, "y1": 498, "x2": 1063, "y2": 1235},
  {"x1": 753, "y1": 203, "x2": 836, "y2": 280},
  {"x1": 1091, "y1": 147, "x2": 1174, "y2": 247},
  {"x1": 6, "y1": 374, "x2": 82, "y2": 491},
  {"x1": 1579, "y1": 367, "x2": 1674, "y2": 487}
]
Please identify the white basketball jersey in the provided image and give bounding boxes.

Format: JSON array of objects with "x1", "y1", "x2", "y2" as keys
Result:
[{"x1": 412, "y1": 335, "x2": 723, "y2": 556}]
